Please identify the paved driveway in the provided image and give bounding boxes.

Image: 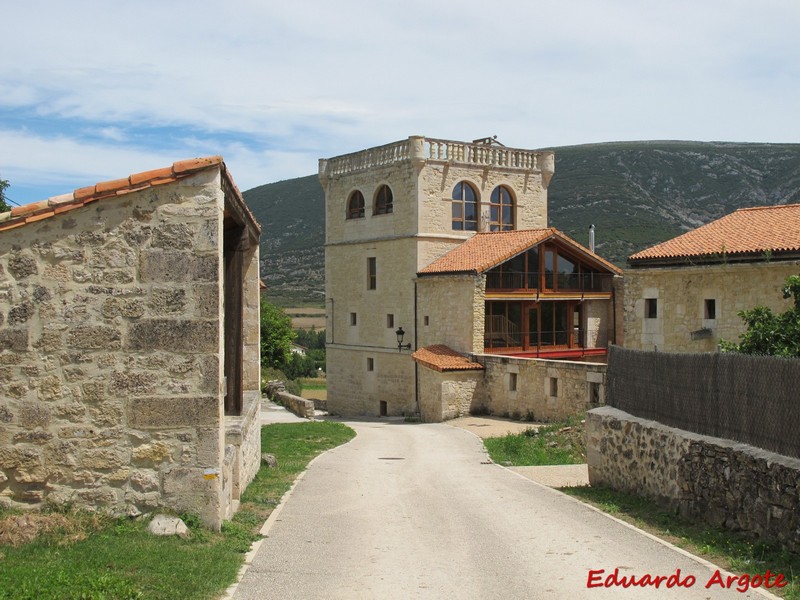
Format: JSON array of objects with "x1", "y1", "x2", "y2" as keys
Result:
[{"x1": 231, "y1": 419, "x2": 779, "y2": 599}]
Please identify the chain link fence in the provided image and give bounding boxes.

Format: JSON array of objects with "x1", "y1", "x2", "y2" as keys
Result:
[{"x1": 607, "y1": 345, "x2": 800, "y2": 459}]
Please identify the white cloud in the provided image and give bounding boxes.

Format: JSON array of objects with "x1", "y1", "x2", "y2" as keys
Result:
[{"x1": 1, "y1": 0, "x2": 799, "y2": 203}]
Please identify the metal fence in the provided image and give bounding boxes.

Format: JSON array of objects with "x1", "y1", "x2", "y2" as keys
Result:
[{"x1": 606, "y1": 346, "x2": 800, "y2": 459}]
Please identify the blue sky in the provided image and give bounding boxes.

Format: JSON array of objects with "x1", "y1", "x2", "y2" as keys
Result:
[{"x1": 2, "y1": 0, "x2": 799, "y2": 206}]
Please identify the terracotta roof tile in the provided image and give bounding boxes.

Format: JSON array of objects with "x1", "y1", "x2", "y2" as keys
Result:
[
  {"x1": 412, "y1": 345, "x2": 484, "y2": 372},
  {"x1": 629, "y1": 203, "x2": 800, "y2": 263},
  {"x1": 419, "y1": 228, "x2": 621, "y2": 275},
  {"x1": 0, "y1": 156, "x2": 255, "y2": 235}
]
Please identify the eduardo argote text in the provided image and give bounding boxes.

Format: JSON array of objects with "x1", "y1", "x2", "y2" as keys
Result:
[{"x1": 587, "y1": 567, "x2": 787, "y2": 593}]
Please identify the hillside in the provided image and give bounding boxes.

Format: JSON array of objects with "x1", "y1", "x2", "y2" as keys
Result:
[{"x1": 243, "y1": 141, "x2": 800, "y2": 307}]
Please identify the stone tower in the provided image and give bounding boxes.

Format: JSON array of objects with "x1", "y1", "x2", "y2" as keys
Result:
[{"x1": 319, "y1": 136, "x2": 554, "y2": 416}]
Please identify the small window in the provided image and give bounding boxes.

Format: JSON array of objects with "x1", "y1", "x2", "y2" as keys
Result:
[
  {"x1": 424, "y1": 316, "x2": 429, "y2": 326},
  {"x1": 374, "y1": 185, "x2": 393, "y2": 215},
  {"x1": 367, "y1": 357, "x2": 374, "y2": 371},
  {"x1": 451, "y1": 181, "x2": 478, "y2": 231},
  {"x1": 645, "y1": 298, "x2": 658, "y2": 319},
  {"x1": 350, "y1": 312, "x2": 357, "y2": 326},
  {"x1": 509, "y1": 372, "x2": 518, "y2": 392},
  {"x1": 489, "y1": 185, "x2": 514, "y2": 231},
  {"x1": 387, "y1": 314, "x2": 394, "y2": 328},
  {"x1": 549, "y1": 377, "x2": 559, "y2": 397},
  {"x1": 347, "y1": 190, "x2": 365, "y2": 219},
  {"x1": 367, "y1": 257, "x2": 377, "y2": 290},
  {"x1": 589, "y1": 382, "x2": 601, "y2": 405},
  {"x1": 704, "y1": 299, "x2": 716, "y2": 320}
]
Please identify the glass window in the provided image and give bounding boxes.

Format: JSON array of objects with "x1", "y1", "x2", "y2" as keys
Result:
[
  {"x1": 451, "y1": 182, "x2": 478, "y2": 231},
  {"x1": 489, "y1": 186, "x2": 514, "y2": 231},
  {"x1": 347, "y1": 190, "x2": 365, "y2": 219},
  {"x1": 374, "y1": 185, "x2": 393, "y2": 215}
]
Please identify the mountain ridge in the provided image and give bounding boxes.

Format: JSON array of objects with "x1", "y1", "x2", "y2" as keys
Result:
[{"x1": 243, "y1": 140, "x2": 800, "y2": 306}]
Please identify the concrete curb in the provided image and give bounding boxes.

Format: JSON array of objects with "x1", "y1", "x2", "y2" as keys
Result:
[{"x1": 220, "y1": 429, "x2": 359, "y2": 600}]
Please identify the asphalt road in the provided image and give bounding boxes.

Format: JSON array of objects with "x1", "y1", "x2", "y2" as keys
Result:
[{"x1": 232, "y1": 419, "x2": 780, "y2": 599}]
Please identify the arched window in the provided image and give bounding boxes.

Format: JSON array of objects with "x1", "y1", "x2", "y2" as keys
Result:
[
  {"x1": 374, "y1": 185, "x2": 393, "y2": 215},
  {"x1": 451, "y1": 181, "x2": 478, "y2": 231},
  {"x1": 489, "y1": 185, "x2": 514, "y2": 231},
  {"x1": 347, "y1": 190, "x2": 365, "y2": 219}
]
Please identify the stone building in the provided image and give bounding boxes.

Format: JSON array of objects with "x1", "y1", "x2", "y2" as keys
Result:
[
  {"x1": 625, "y1": 203, "x2": 800, "y2": 352},
  {"x1": 0, "y1": 156, "x2": 262, "y2": 529},
  {"x1": 321, "y1": 136, "x2": 620, "y2": 421}
]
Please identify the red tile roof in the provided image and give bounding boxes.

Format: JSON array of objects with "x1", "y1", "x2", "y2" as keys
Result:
[
  {"x1": 412, "y1": 345, "x2": 484, "y2": 372},
  {"x1": 629, "y1": 203, "x2": 800, "y2": 264},
  {"x1": 418, "y1": 229, "x2": 621, "y2": 275},
  {"x1": 0, "y1": 156, "x2": 259, "y2": 234}
]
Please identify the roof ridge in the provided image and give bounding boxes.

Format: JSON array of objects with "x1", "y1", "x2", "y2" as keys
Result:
[
  {"x1": 736, "y1": 202, "x2": 800, "y2": 212},
  {"x1": 0, "y1": 156, "x2": 224, "y2": 233}
]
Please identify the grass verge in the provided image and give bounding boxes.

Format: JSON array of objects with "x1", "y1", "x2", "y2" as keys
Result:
[
  {"x1": 563, "y1": 486, "x2": 799, "y2": 599},
  {"x1": 0, "y1": 421, "x2": 355, "y2": 600},
  {"x1": 483, "y1": 416, "x2": 586, "y2": 466}
]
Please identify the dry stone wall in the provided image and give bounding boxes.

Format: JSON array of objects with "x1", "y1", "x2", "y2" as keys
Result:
[
  {"x1": 588, "y1": 406, "x2": 800, "y2": 552},
  {"x1": 0, "y1": 170, "x2": 229, "y2": 526}
]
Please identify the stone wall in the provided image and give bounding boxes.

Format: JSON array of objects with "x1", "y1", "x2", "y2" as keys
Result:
[
  {"x1": 0, "y1": 168, "x2": 260, "y2": 529},
  {"x1": 587, "y1": 406, "x2": 800, "y2": 552},
  {"x1": 274, "y1": 392, "x2": 315, "y2": 419},
  {"x1": 417, "y1": 367, "x2": 482, "y2": 422},
  {"x1": 476, "y1": 355, "x2": 605, "y2": 422},
  {"x1": 623, "y1": 261, "x2": 800, "y2": 352},
  {"x1": 417, "y1": 275, "x2": 485, "y2": 354}
]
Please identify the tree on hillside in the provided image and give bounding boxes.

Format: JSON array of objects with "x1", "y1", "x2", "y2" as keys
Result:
[
  {"x1": 0, "y1": 178, "x2": 10, "y2": 212},
  {"x1": 720, "y1": 275, "x2": 800, "y2": 357},
  {"x1": 260, "y1": 299, "x2": 296, "y2": 370}
]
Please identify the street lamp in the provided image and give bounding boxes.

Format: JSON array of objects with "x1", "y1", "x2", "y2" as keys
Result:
[{"x1": 395, "y1": 327, "x2": 412, "y2": 352}]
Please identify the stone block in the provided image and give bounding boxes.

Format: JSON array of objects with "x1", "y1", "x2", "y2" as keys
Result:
[
  {"x1": 12, "y1": 431, "x2": 53, "y2": 444},
  {"x1": 151, "y1": 223, "x2": 195, "y2": 249},
  {"x1": 8, "y1": 254, "x2": 38, "y2": 279},
  {"x1": 128, "y1": 320, "x2": 217, "y2": 352},
  {"x1": 18, "y1": 402, "x2": 51, "y2": 428},
  {"x1": 127, "y1": 396, "x2": 219, "y2": 429},
  {"x1": 140, "y1": 251, "x2": 217, "y2": 283},
  {"x1": 81, "y1": 381, "x2": 106, "y2": 402},
  {"x1": 34, "y1": 331, "x2": 63, "y2": 353},
  {"x1": 36, "y1": 375, "x2": 63, "y2": 401},
  {"x1": 0, "y1": 447, "x2": 41, "y2": 469},
  {"x1": 0, "y1": 330, "x2": 28, "y2": 352},
  {"x1": 110, "y1": 371, "x2": 157, "y2": 395},
  {"x1": 132, "y1": 441, "x2": 174, "y2": 465},
  {"x1": 67, "y1": 326, "x2": 122, "y2": 350},
  {"x1": 130, "y1": 469, "x2": 160, "y2": 492},
  {"x1": 76, "y1": 487, "x2": 118, "y2": 506},
  {"x1": 8, "y1": 301, "x2": 35, "y2": 325},
  {"x1": 89, "y1": 403, "x2": 124, "y2": 428},
  {"x1": 82, "y1": 448, "x2": 127, "y2": 470},
  {"x1": 193, "y1": 283, "x2": 220, "y2": 318},
  {"x1": 101, "y1": 298, "x2": 144, "y2": 319},
  {"x1": 148, "y1": 288, "x2": 187, "y2": 314},
  {"x1": 148, "y1": 514, "x2": 190, "y2": 538}
]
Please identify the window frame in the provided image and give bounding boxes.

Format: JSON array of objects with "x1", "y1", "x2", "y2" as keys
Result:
[
  {"x1": 645, "y1": 298, "x2": 658, "y2": 319},
  {"x1": 488, "y1": 185, "x2": 515, "y2": 231},
  {"x1": 373, "y1": 185, "x2": 393, "y2": 215},
  {"x1": 347, "y1": 190, "x2": 365, "y2": 219},
  {"x1": 367, "y1": 257, "x2": 377, "y2": 290},
  {"x1": 450, "y1": 181, "x2": 479, "y2": 231}
]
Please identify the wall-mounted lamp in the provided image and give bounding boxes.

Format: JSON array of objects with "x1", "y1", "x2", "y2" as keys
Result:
[{"x1": 395, "y1": 327, "x2": 412, "y2": 352}]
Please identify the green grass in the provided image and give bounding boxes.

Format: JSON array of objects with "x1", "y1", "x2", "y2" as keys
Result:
[
  {"x1": 483, "y1": 417, "x2": 586, "y2": 466},
  {"x1": 563, "y1": 486, "x2": 800, "y2": 599},
  {"x1": 0, "y1": 421, "x2": 355, "y2": 600}
]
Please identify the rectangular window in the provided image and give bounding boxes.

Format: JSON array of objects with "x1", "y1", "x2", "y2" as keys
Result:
[
  {"x1": 367, "y1": 357, "x2": 374, "y2": 371},
  {"x1": 424, "y1": 316, "x2": 430, "y2": 326},
  {"x1": 509, "y1": 372, "x2": 518, "y2": 392},
  {"x1": 549, "y1": 377, "x2": 559, "y2": 397},
  {"x1": 350, "y1": 312, "x2": 357, "y2": 326},
  {"x1": 704, "y1": 299, "x2": 716, "y2": 320},
  {"x1": 645, "y1": 298, "x2": 658, "y2": 319},
  {"x1": 588, "y1": 382, "x2": 601, "y2": 405},
  {"x1": 387, "y1": 314, "x2": 394, "y2": 328},
  {"x1": 367, "y1": 257, "x2": 377, "y2": 290}
]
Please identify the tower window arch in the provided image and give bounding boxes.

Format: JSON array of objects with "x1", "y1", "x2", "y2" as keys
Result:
[
  {"x1": 347, "y1": 190, "x2": 365, "y2": 219},
  {"x1": 451, "y1": 181, "x2": 478, "y2": 231},
  {"x1": 489, "y1": 185, "x2": 514, "y2": 231},
  {"x1": 374, "y1": 185, "x2": 393, "y2": 215}
]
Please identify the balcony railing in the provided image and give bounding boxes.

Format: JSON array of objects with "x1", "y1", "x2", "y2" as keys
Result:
[
  {"x1": 320, "y1": 136, "x2": 552, "y2": 179},
  {"x1": 486, "y1": 271, "x2": 613, "y2": 293}
]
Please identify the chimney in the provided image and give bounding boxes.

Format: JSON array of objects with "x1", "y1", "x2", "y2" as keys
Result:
[{"x1": 589, "y1": 224, "x2": 595, "y2": 253}]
